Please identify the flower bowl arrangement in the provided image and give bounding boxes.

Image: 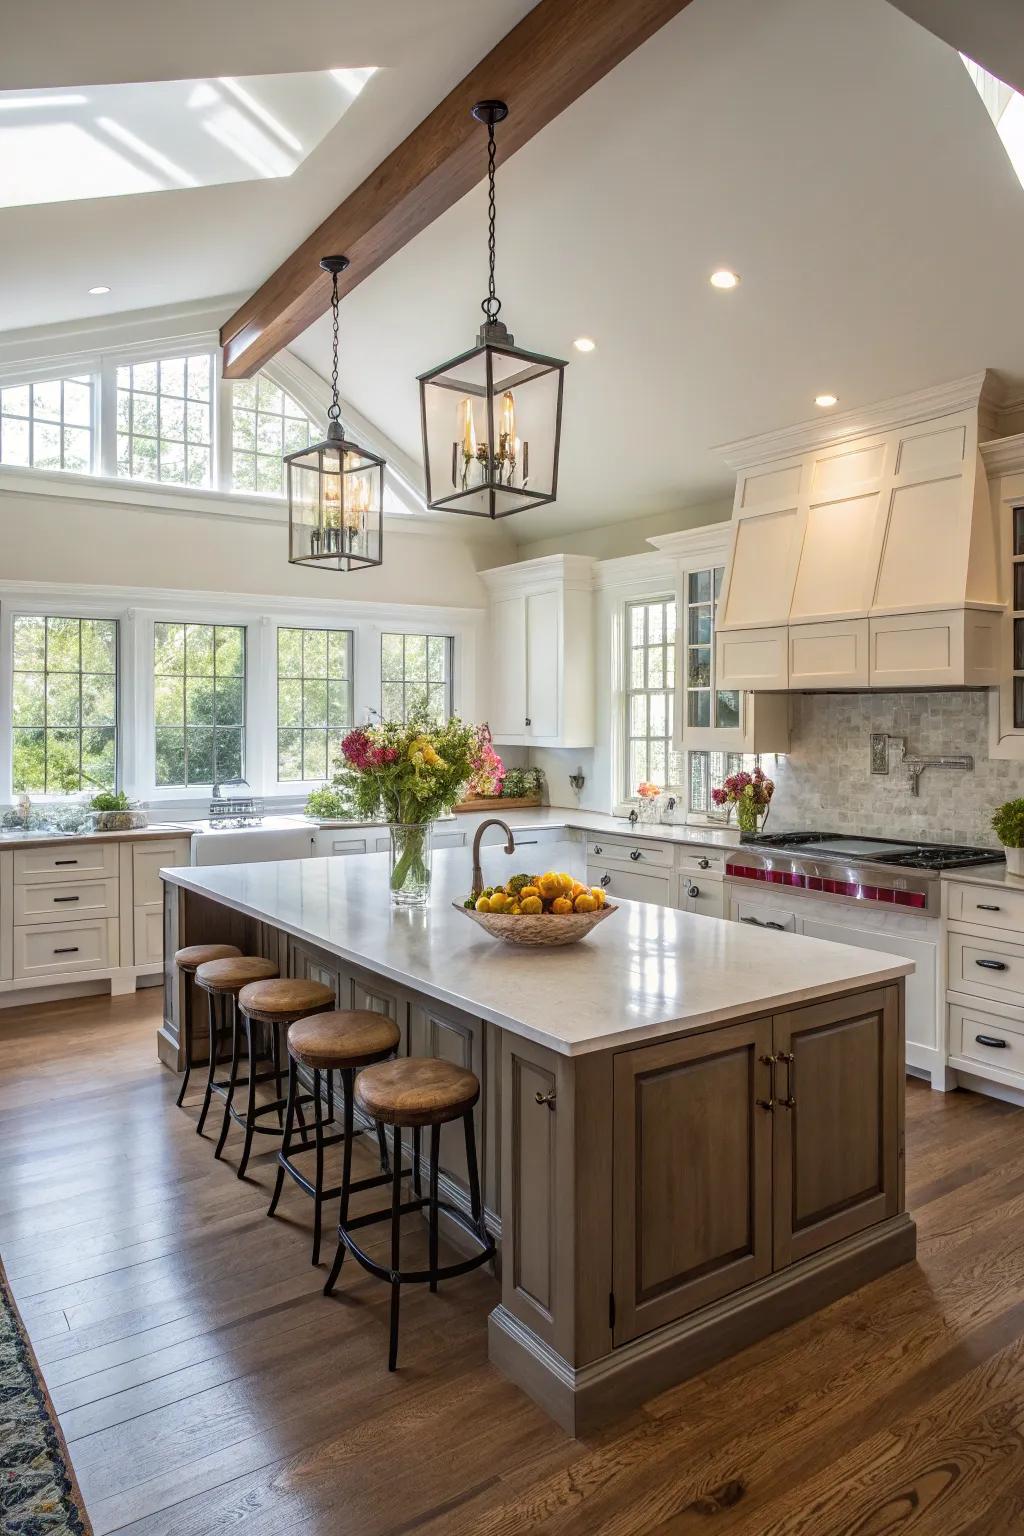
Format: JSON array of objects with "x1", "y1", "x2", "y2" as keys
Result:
[
  {"x1": 711, "y1": 767, "x2": 775, "y2": 835},
  {"x1": 88, "y1": 791, "x2": 149, "y2": 832},
  {"x1": 992, "y1": 798, "x2": 1024, "y2": 876},
  {"x1": 333, "y1": 714, "x2": 478, "y2": 906}
]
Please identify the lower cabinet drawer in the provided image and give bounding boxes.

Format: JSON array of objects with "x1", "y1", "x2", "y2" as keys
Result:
[
  {"x1": 13, "y1": 877, "x2": 119, "y2": 925},
  {"x1": 947, "y1": 931, "x2": 1024, "y2": 1005},
  {"x1": 13, "y1": 840, "x2": 118, "y2": 883},
  {"x1": 949, "y1": 1002, "x2": 1024, "y2": 1080},
  {"x1": 586, "y1": 837, "x2": 674, "y2": 869},
  {"x1": 13, "y1": 918, "x2": 116, "y2": 978},
  {"x1": 946, "y1": 881, "x2": 1024, "y2": 935},
  {"x1": 586, "y1": 865, "x2": 671, "y2": 906},
  {"x1": 730, "y1": 896, "x2": 799, "y2": 932}
]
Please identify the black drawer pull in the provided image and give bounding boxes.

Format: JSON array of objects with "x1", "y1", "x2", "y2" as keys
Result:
[
  {"x1": 600, "y1": 873, "x2": 612, "y2": 888},
  {"x1": 53, "y1": 946, "x2": 80, "y2": 954},
  {"x1": 54, "y1": 858, "x2": 78, "y2": 866},
  {"x1": 630, "y1": 849, "x2": 642, "y2": 861},
  {"x1": 976, "y1": 1034, "x2": 1008, "y2": 1048},
  {"x1": 593, "y1": 845, "x2": 602, "y2": 855},
  {"x1": 977, "y1": 904, "x2": 1002, "y2": 912},
  {"x1": 976, "y1": 959, "x2": 1008, "y2": 971},
  {"x1": 53, "y1": 895, "x2": 80, "y2": 903}
]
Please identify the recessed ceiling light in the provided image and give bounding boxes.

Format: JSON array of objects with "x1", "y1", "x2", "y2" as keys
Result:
[
  {"x1": 709, "y1": 269, "x2": 740, "y2": 289},
  {"x1": 815, "y1": 393, "x2": 838, "y2": 408},
  {"x1": 88, "y1": 285, "x2": 111, "y2": 295},
  {"x1": 573, "y1": 336, "x2": 596, "y2": 352}
]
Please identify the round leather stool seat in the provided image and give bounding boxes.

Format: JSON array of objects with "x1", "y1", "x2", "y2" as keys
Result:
[
  {"x1": 195, "y1": 955, "x2": 278, "y2": 993},
  {"x1": 175, "y1": 942, "x2": 242, "y2": 973},
  {"x1": 355, "y1": 1057, "x2": 480, "y2": 1128},
  {"x1": 288, "y1": 1010, "x2": 400, "y2": 1071},
  {"x1": 238, "y1": 977, "x2": 335, "y2": 1022}
]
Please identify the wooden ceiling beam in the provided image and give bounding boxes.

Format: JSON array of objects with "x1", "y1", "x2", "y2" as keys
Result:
[{"x1": 220, "y1": 0, "x2": 696, "y2": 379}]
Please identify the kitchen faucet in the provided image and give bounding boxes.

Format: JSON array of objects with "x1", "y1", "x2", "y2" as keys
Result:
[{"x1": 471, "y1": 818, "x2": 516, "y2": 898}]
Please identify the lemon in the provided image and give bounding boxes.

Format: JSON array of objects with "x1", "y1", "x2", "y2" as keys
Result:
[
  {"x1": 551, "y1": 896, "x2": 574, "y2": 914},
  {"x1": 520, "y1": 884, "x2": 540, "y2": 901},
  {"x1": 538, "y1": 872, "x2": 562, "y2": 900},
  {"x1": 475, "y1": 895, "x2": 492, "y2": 912},
  {"x1": 489, "y1": 892, "x2": 511, "y2": 913},
  {"x1": 574, "y1": 892, "x2": 598, "y2": 912},
  {"x1": 590, "y1": 886, "x2": 606, "y2": 907},
  {"x1": 520, "y1": 895, "x2": 543, "y2": 915},
  {"x1": 508, "y1": 901, "x2": 522, "y2": 915}
]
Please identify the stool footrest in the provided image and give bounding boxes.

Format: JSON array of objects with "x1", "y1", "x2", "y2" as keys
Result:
[{"x1": 336, "y1": 1195, "x2": 495, "y2": 1286}]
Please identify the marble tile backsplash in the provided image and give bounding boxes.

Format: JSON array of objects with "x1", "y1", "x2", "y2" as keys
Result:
[{"x1": 768, "y1": 692, "x2": 1024, "y2": 848}]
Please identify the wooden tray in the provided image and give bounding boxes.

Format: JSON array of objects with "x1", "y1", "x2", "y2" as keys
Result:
[
  {"x1": 452, "y1": 796, "x2": 543, "y2": 812},
  {"x1": 454, "y1": 901, "x2": 618, "y2": 947}
]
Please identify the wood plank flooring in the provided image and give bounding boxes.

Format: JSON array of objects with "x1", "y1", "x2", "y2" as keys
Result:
[{"x1": 3, "y1": 993, "x2": 1024, "y2": 1535}]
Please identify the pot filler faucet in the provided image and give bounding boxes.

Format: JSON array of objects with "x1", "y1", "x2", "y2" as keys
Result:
[
  {"x1": 870, "y1": 733, "x2": 974, "y2": 797},
  {"x1": 471, "y1": 818, "x2": 516, "y2": 899}
]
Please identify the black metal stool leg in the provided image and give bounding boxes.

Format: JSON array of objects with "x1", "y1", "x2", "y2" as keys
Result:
[
  {"x1": 273, "y1": 1024, "x2": 285, "y2": 1127},
  {"x1": 214, "y1": 995, "x2": 241, "y2": 1160},
  {"x1": 413, "y1": 1125, "x2": 422, "y2": 1198},
  {"x1": 326, "y1": 1070, "x2": 334, "y2": 1123},
  {"x1": 323, "y1": 1068, "x2": 355, "y2": 1296},
  {"x1": 196, "y1": 989, "x2": 220, "y2": 1136},
  {"x1": 237, "y1": 1012, "x2": 259, "y2": 1180},
  {"x1": 176, "y1": 974, "x2": 193, "y2": 1107},
  {"x1": 377, "y1": 1119, "x2": 390, "y2": 1175},
  {"x1": 428, "y1": 1123, "x2": 440, "y2": 1293},
  {"x1": 388, "y1": 1121, "x2": 403, "y2": 1371},
  {"x1": 267, "y1": 1053, "x2": 298, "y2": 1218},
  {"x1": 312, "y1": 1068, "x2": 325, "y2": 1266},
  {"x1": 464, "y1": 1110, "x2": 486, "y2": 1243}
]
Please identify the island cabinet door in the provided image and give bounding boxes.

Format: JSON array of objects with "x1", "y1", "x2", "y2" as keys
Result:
[
  {"x1": 772, "y1": 987, "x2": 900, "y2": 1269},
  {"x1": 611, "y1": 1020, "x2": 774, "y2": 1345}
]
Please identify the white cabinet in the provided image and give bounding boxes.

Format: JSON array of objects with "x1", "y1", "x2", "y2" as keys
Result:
[
  {"x1": 481, "y1": 556, "x2": 595, "y2": 748},
  {"x1": 676, "y1": 874, "x2": 725, "y2": 919},
  {"x1": 587, "y1": 863, "x2": 671, "y2": 906}
]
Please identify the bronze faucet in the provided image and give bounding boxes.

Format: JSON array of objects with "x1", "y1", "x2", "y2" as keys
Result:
[{"x1": 471, "y1": 818, "x2": 516, "y2": 898}]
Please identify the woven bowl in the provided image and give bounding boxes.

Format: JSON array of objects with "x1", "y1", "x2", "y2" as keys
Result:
[{"x1": 454, "y1": 900, "x2": 618, "y2": 947}]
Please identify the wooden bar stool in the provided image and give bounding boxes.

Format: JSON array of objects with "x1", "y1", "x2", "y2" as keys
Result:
[
  {"x1": 268, "y1": 1010, "x2": 400, "y2": 1265},
  {"x1": 323, "y1": 1057, "x2": 495, "y2": 1371},
  {"x1": 172, "y1": 943, "x2": 242, "y2": 1108},
  {"x1": 233, "y1": 978, "x2": 336, "y2": 1181},
  {"x1": 194, "y1": 955, "x2": 279, "y2": 1148}
]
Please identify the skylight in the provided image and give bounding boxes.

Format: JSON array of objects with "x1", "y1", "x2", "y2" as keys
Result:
[
  {"x1": 0, "y1": 68, "x2": 377, "y2": 209},
  {"x1": 962, "y1": 55, "x2": 1024, "y2": 193}
]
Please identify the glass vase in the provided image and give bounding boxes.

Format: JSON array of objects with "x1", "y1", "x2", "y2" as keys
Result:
[
  {"x1": 388, "y1": 821, "x2": 434, "y2": 908},
  {"x1": 736, "y1": 799, "x2": 763, "y2": 836}
]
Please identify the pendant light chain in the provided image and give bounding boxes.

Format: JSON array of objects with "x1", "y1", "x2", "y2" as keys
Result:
[
  {"x1": 482, "y1": 120, "x2": 501, "y2": 325},
  {"x1": 328, "y1": 269, "x2": 342, "y2": 422}
]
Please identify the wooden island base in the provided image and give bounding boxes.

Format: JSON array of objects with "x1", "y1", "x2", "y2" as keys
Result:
[{"x1": 163, "y1": 872, "x2": 916, "y2": 1435}]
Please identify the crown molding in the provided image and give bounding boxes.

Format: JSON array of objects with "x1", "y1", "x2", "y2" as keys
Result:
[
  {"x1": 480, "y1": 553, "x2": 597, "y2": 594},
  {"x1": 980, "y1": 432, "x2": 1024, "y2": 478},
  {"x1": 648, "y1": 523, "x2": 732, "y2": 563},
  {"x1": 593, "y1": 550, "x2": 676, "y2": 593},
  {"x1": 715, "y1": 371, "x2": 996, "y2": 471}
]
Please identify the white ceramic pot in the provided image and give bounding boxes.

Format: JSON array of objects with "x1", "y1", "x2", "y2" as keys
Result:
[{"x1": 1004, "y1": 845, "x2": 1024, "y2": 877}]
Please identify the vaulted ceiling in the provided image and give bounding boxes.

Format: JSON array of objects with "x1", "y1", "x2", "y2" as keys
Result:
[{"x1": 4, "y1": 0, "x2": 1024, "y2": 543}]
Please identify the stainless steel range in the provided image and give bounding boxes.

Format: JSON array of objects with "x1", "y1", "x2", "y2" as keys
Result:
[{"x1": 725, "y1": 832, "x2": 1004, "y2": 916}]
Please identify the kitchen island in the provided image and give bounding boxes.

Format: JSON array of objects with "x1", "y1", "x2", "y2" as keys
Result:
[{"x1": 161, "y1": 839, "x2": 916, "y2": 1434}]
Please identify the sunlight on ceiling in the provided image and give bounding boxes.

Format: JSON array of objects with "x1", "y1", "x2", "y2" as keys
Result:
[
  {"x1": 962, "y1": 55, "x2": 1024, "y2": 193},
  {"x1": 0, "y1": 68, "x2": 377, "y2": 208}
]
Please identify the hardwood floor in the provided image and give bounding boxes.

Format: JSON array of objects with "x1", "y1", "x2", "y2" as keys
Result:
[{"x1": 4, "y1": 994, "x2": 1024, "y2": 1535}]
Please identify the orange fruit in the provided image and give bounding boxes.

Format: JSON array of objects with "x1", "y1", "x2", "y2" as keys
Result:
[
  {"x1": 590, "y1": 886, "x2": 607, "y2": 906},
  {"x1": 551, "y1": 896, "x2": 574, "y2": 914},
  {"x1": 520, "y1": 895, "x2": 543, "y2": 915},
  {"x1": 538, "y1": 873, "x2": 562, "y2": 899},
  {"x1": 574, "y1": 892, "x2": 598, "y2": 913}
]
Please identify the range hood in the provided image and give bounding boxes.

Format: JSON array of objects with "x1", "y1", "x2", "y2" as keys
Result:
[{"x1": 713, "y1": 373, "x2": 1006, "y2": 691}]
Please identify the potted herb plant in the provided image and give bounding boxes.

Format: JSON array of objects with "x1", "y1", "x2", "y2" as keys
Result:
[
  {"x1": 992, "y1": 798, "x2": 1024, "y2": 876},
  {"x1": 89, "y1": 791, "x2": 149, "y2": 832}
]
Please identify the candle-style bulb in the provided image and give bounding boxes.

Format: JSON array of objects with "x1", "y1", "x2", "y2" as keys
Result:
[
  {"x1": 459, "y1": 397, "x2": 477, "y2": 458},
  {"x1": 499, "y1": 389, "x2": 516, "y2": 447}
]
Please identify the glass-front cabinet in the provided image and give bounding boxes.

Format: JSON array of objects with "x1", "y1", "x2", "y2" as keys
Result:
[
  {"x1": 980, "y1": 441, "x2": 1024, "y2": 759},
  {"x1": 684, "y1": 566, "x2": 741, "y2": 734}
]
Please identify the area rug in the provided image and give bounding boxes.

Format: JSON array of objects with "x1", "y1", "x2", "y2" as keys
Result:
[{"x1": 0, "y1": 1256, "x2": 92, "y2": 1535}]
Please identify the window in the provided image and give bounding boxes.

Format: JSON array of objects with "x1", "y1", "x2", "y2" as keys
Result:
[
  {"x1": 625, "y1": 597, "x2": 676, "y2": 796},
  {"x1": 11, "y1": 616, "x2": 117, "y2": 793},
  {"x1": 688, "y1": 751, "x2": 756, "y2": 815},
  {"x1": 231, "y1": 375, "x2": 317, "y2": 497},
  {"x1": 153, "y1": 622, "x2": 245, "y2": 787},
  {"x1": 685, "y1": 567, "x2": 739, "y2": 731},
  {"x1": 277, "y1": 627, "x2": 353, "y2": 781},
  {"x1": 380, "y1": 633, "x2": 452, "y2": 723},
  {"x1": 116, "y1": 354, "x2": 212, "y2": 486},
  {"x1": 0, "y1": 376, "x2": 93, "y2": 472}
]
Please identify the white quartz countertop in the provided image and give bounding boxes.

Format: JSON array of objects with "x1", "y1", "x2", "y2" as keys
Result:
[{"x1": 162, "y1": 840, "x2": 913, "y2": 1056}]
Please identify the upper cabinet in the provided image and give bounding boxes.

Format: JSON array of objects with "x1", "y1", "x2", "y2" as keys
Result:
[
  {"x1": 481, "y1": 556, "x2": 595, "y2": 748},
  {"x1": 713, "y1": 374, "x2": 1005, "y2": 692},
  {"x1": 981, "y1": 434, "x2": 1024, "y2": 760},
  {"x1": 649, "y1": 527, "x2": 789, "y2": 754}
]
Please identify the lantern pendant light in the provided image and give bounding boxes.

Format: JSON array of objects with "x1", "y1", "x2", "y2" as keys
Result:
[
  {"x1": 418, "y1": 101, "x2": 567, "y2": 518},
  {"x1": 286, "y1": 255, "x2": 385, "y2": 571}
]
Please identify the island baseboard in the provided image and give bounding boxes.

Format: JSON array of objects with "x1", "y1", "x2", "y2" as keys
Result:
[{"x1": 489, "y1": 1212, "x2": 917, "y2": 1437}]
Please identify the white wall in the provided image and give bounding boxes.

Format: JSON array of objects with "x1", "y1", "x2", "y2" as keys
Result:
[
  {"x1": 0, "y1": 489, "x2": 515, "y2": 609},
  {"x1": 515, "y1": 500, "x2": 731, "y2": 563}
]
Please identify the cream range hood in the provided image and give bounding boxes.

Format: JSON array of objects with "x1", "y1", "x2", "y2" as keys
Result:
[{"x1": 714, "y1": 373, "x2": 1006, "y2": 691}]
